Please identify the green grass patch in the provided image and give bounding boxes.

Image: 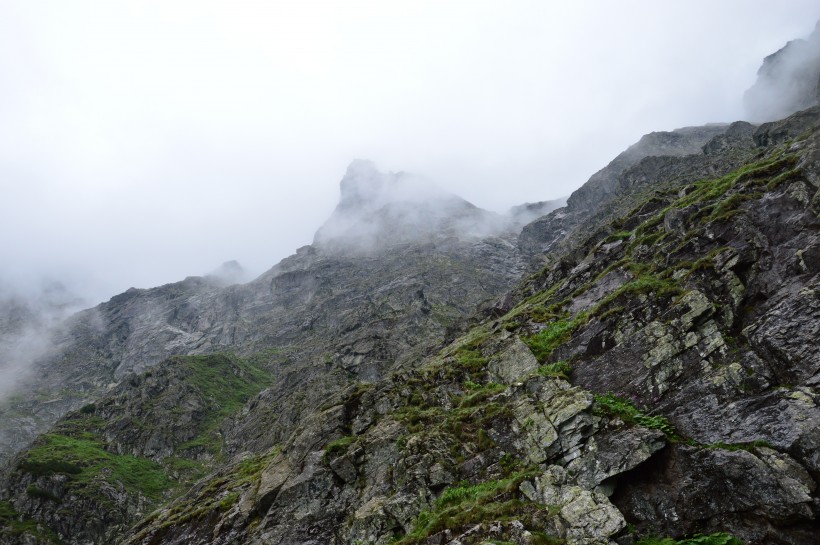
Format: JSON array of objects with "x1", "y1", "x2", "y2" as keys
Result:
[
  {"x1": 537, "y1": 360, "x2": 571, "y2": 380},
  {"x1": 524, "y1": 320, "x2": 576, "y2": 362},
  {"x1": 173, "y1": 353, "x2": 272, "y2": 417},
  {"x1": 19, "y1": 433, "x2": 174, "y2": 500},
  {"x1": 324, "y1": 435, "x2": 355, "y2": 459},
  {"x1": 394, "y1": 471, "x2": 548, "y2": 545},
  {"x1": 594, "y1": 393, "x2": 676, "y2": 437},
  {"x1": 172, "y1": 353, "x2": 273, "y2": 456}
]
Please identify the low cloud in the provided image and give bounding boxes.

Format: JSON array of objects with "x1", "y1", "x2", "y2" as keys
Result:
[
  {"x1": 0, "y1": 279, "x2": 87, "y2": 401},
  {"x1": 314, "y1": 160, "x2": 529, "y2": 253},
  {"x1": 744, "y1": 22, "x2": 820, "y2": 121}
]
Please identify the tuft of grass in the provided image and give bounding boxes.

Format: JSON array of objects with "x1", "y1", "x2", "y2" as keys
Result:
[
  {"x1": 454, "y1": 348, "x2": 488, "y2": 373},
  {"x1": 604, "y1": 230, "x2": 633, "y2": 243},
  {"x1": 394, "y1": 471, "x2": 548, "y2": 545},
  {"x1": 324, "y1": 435, "x2": 355, "y2": 460},
  {"x1": 458, "y1": 382, "x2": 505, "y2": 408},
  {"x1": 524, "y1": 320, "x2": 576, "y2": 362},
  {"x1": 588, "y1": 275, "x2": 682, "y2": 319},
  {"x1": 703, "y1": 440, "x2": 774, "y2": 452},
  {"x1": 537, "y1": 360, "x2": 572, "y2": 379},
  {"x1": 594, "y1": 393, "x2": 676, "y2": 438}
]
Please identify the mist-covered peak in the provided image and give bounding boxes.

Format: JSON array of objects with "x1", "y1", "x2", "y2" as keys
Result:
[
  {"x1": 336, "y1": 159, "x2": 451, "y2": 213},
  {"x1": 314, "y1": 160, "x2": 506, "y2": 251},
  {"x1": 338, "y1": 159, "x2": 394, "y2": 210},
  {"x1": 744, "y1": 21, "x2": 820, "y2": 122},
  {"x1": 205, "y1": 260, "x2": 248, "y2": 286}
]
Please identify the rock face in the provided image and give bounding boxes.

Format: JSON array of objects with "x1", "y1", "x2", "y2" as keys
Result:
[
  {"x1": 3, "y1": 32, "x2": 820, "y2": 545},
  {"x1": 744, "y1": 22, "x2": 820, "y2": 122},
  {"x1": 518, "y1": 123, "x2": 748, "y2": 266}
]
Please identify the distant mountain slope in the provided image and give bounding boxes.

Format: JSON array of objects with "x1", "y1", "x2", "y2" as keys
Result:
[{"x1": 0, "y1": 162, "x2": 527, "y2": 465}]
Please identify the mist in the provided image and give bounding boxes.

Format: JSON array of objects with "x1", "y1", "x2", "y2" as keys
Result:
[
  {"x1": 0, "y1": 280, "x2": 88, "y2": 400},
  {"x1": 1, "y1": 1, "x2": 819, "y2": 308},
  {"x1": 744, "y1": 22, "x2": 820, "y2": 121}
]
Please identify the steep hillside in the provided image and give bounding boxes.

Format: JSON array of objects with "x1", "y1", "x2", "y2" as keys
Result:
[
  {"x1": 1, "y1": 353, "x2": 271, "y2": 544},
  {"x1": 103, "y1": 107, "x2": 817, "y2": 545},
  {"x1": 3, "y1": 101, "x2": 817, "y2": 544}
]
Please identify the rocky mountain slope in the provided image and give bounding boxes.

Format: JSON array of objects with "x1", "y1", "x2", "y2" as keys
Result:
[
  {"x1": 107, "y1": 106, "x2": 817, "y2": 545},
  {"x1": 2, "y1": 29, "x2": 820, "y2": 545},
  {"x1": 0, "y1": 159, "x2": 533, "y2": 466}
]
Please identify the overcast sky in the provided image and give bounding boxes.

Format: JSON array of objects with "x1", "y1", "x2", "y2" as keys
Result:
[{"x1": 1, "y1": 0, "x2": 818, "y2": 305}]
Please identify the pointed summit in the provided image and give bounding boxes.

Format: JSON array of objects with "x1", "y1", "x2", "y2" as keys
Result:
[
  {"x1": 337, "y1": 159, "x2": 394, "y2": 211},
  {"x1": 314, "y1": 160, "x2": 506, "y2": 251}
]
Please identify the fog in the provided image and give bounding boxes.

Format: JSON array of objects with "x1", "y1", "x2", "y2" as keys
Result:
[
  {"x1": 0, "y1": 280, "x2": 88, "y2": 399},
  {"x1": 1, "y1": 1, "x2": 819, "y2": 306},
  {"x1": 745, "y1": 21, "x2": 820, "y2": 121}
]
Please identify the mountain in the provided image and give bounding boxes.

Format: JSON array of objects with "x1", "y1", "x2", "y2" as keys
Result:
[
  {"x1": 0, "y1": 159, "x2": 531, "y2": 466},
  {"x1": 2, "y1": 27, "x2": 820, "y2": 545}
]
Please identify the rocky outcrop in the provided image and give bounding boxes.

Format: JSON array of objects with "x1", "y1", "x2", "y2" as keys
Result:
[
  {"x1": 518, "y1": 122, "x2": 757, "y2": 264},
  {"x1": 0, "y1": 354, "x2": 272, "y2": 545},
  {"x1": 565, "y1": 124, "x2": 732, "y2": 213}
]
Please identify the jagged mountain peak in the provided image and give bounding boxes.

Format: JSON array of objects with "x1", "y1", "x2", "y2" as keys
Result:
[
  {"x1": 204, "y1": 259, "x2": 248, "y2": 286},
  {"x1": 314, "y1": 160, "x2": 507, "y2": 251},
  {"x1": 335, "y1": 159, "x2": 450, "y2": 212}
]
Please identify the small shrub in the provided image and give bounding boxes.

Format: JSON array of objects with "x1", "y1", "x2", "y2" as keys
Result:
[{"x1": 18, "y1": 459, "x2": 82, "y2": 476}]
